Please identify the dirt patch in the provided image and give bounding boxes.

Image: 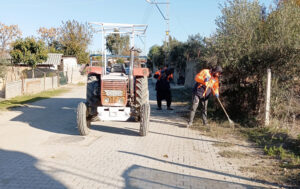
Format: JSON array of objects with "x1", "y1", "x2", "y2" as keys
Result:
[
  {"x1": 212, "y1": 142, "x2": 234, "y2": 148},
  {"x1": 219, "y1": 150, "x2": 249, "y2": 159},
  {"x1": 169, "y1": 85, "x2": 300, "y2": 187},
  {"x1": 178, "y1": 116, "x2": 298, "y2": 187},
  {"x1": 239, "y1": 165, "x2": 286, "y2": 185}
]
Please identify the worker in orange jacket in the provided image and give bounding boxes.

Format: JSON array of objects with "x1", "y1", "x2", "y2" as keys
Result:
[
  {"x1": 187, "y1": 66, "x2": 222, "y2": 127},
  {"x1": 154, "y1": 67, "x2": 162, "y2": 80},
  {"x1": 154, "y1": 65, "x2": 174, "y2": 110}
]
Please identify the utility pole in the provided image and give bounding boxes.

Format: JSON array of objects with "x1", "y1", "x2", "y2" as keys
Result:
[
  {"x1": 146, "y1": 0, "x2": 170, "y2": 68},
  {"x1": 165, "y1": 0, "x2": 170, "y2": 67}
]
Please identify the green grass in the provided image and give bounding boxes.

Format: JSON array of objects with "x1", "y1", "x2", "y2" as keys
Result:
[
  {"x1": 192, "y1": 120, "x2": 300, "y2": 186},
  {"x1": 242, "y1": 127, "x2": 300, "y2": 167},
  {"x1": 0, "y1": 88, "x2": 70, "y2": 110}
]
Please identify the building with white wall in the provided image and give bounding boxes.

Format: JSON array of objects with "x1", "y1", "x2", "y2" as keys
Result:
[{"x1": 62, "y1": 56, "x2": 78, "y2": 72}]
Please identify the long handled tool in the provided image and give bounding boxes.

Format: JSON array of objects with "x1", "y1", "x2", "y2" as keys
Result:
[{"x1": 217, "y1": 98, "x2": 235, "y2": 128}]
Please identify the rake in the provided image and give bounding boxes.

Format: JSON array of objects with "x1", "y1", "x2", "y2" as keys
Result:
[{"x1": 217, "y1": 97, "x2": 235, "y2": 129}]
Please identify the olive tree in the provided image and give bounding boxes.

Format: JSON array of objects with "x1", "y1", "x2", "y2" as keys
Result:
[
  {"x1": 59, "y1": 20, "x2": 93, "y2": 64},
  {"x1": 10, "y1": 37, "x2": 48, "y2": 77}
]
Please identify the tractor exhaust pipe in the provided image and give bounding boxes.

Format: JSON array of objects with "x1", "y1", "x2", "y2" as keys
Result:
[{"x1": 129, "y1": 47, "x2": 134, "y2": 100}]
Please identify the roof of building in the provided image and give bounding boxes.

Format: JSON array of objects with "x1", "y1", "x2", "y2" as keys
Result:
[
  {"x1": 62, "y1": 55, "x2": 77, "y2": 58},
  {"x1": 38, "y1": 53, "x2": 63, "y2": 66}
]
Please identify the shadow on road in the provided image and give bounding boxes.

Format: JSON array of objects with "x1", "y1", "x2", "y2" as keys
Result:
[
  {"x1": 9, "y1": 96, "x2": 141, "y2": 136},
  {"x1": 119, "y1": 151, "x2": 280, "y2": 188},
  {"x1": 148, "y1": 79, "x2": 157, "y2": 102},
  {"x1": 122, "y1": 164, "x2": 267, "y2": 189},
  {"x1": 0, "y1": 149, "x2": 66, "y2": 188},
  {"x1": 10, "y1": 98, "x2": 84, "y2": 135},
  {"x1": 91, "y1": 124, "x2": 139, "y2": 136},
  {"x1": 150, "y1": 119, "x2": 187, "y2": 128}
]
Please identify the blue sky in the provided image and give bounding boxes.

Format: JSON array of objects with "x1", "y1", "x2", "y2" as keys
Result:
[{"x1": 0, "y1": 0, "x2": 273, "y2": 54}]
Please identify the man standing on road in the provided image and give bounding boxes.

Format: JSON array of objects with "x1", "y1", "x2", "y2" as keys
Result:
[
  {"x1": 187, "y1": 66, "x2": 222, "y2": 127},
  {"x1": 154, "y1": 65, "x2": 174, "y2": 110}
]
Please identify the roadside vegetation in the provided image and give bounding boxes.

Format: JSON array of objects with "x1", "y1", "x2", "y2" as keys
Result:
[
  {"x1": 162, "y1": 0, "x2": 300, "y2": 186},
  {"x1": 151, "y1": 0, "x2": 300, "y2": 130},
  {"x1": 0, "y1": 88, "x2": 70, "y2": 110},
  {"x1": 171, "y1": 87, "x2": 191, "y2": 103},
  {"x1": 151, "y1": 0, "x2": 300, "y2": 132},
  {"x1": 172, "y1": 86, "x2": 300, "y2": 186}
]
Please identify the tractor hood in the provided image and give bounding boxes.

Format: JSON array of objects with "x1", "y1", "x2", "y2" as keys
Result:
[
  {"x1": 101, "y1": 73, "x2": 128, "y2": 107},
  {"x1": 102, "y1": 73, "x2": 128, "y2": 81}
]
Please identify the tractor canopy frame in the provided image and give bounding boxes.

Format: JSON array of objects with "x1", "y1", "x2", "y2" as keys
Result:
[
  {"x1": 89, "y1": 22, "x2": 148, "y2": 99},
  {"x1": 89, "y1": 22, "x2": 148, "y2": 74}
]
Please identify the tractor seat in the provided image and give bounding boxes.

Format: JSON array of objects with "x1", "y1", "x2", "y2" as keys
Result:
[{"x1": 111, "y1": 63, "x2": 126, "y2": 74}]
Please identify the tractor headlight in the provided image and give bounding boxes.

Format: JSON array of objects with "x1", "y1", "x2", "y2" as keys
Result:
[
  {"x1": 104, "y1": 97, "x2": 110, "y2": 103},
  {"x1": 118, "y1": 97, "x2": 124, "y2": 104}
]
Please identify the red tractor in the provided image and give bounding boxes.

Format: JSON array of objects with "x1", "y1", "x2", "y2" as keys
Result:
[{"x1": 77, "y1": 23, "x2": 150, "y2": 136}]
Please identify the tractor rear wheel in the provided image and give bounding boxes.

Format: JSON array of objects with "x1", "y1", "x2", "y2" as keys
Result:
[
  {"x1": 134, "y1": 76, "x2": 149, "y2": 121},
  {"x1": 77, "y1": 102, "x2": 90, "y2": 136},
  {"x1": 86, "y1": 74, "x2": 100, "y2": 117},
  {"x1": 140, "y1": 103, "x2": 150, "y2": 136}
]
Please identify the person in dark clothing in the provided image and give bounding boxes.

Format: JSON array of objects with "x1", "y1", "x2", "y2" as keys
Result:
[
  {"x1": 187, "y1": 66, "x2": 222, "y2": 127},
  {"x1": 154, "y1": 66, "x2": 174, "y2": 110},
  {"x1": 177, "y1": 74, "x2": 185, "y2": 85}
]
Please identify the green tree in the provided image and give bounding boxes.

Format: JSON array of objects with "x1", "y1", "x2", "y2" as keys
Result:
[
  {"x1": 168, "y1": 34, "x2": 207, "y2": 71},
  {"x1": 106, "y1": 30, "x2": 130, "y2": 56},
  {"x1": 208, "y1": 0, "x2": 300, "y2": 120},
  {"x1": 263, "y1": 0, "x2": 300, "y2": 123},
  {"x1": 10, "y1": 37, "x2": 48, "y2": 77},
  {"x1": 37, "y1": 27, "x2": 62, "y2": 53},
  {"x1": 214, "y1": 0, "x2": 264, "y2": 67},
  {"x1": 147, "y1": 45, "x2": 165, "y2": 69},
  {"x1": 184, "y1": 34, "x2": 206, "y2": 62},
  {"x1": 169, "y1": 42, "x2": 186, "y2": 70},
  {"x1": 37, "y1": 27, "x2": 57, "y2": 46},
  {"x1": 211, "y1": 0, "x2": 266, "y2": 117},
  {"x1": 0, "y1": 56, "x2": 9, "y2": 79},
  {"x1": 266, "y1": 0, "x2": 300, "y2": 49},
  {"x1": 59, "y1": 20, "x2": 93, "y2": 64},
  {"x1": 0, "y1": 22, "x2": 22, "y2": 52}
]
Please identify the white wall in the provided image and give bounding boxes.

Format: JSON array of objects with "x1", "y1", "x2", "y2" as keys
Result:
[
  {"x1": 184, "y1": 61, "x2": 198, "y2": 88},
  {"x1": 5, "y1": 76, "x2": 59, "y2": 99},
  {"x1": 5, "y1": 80, "x2": 22, "y2": 99},
  {"x1": 63, "y1": 57, "x2": 77, "y2": 72}
]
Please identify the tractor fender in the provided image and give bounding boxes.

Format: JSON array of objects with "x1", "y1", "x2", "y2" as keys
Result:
[
  {"x1": 133, "y1": 68, "x2": 149, "y2": 77},
  {"x1": 86, "y1": 66, "x2": 103, "y2": 75}
]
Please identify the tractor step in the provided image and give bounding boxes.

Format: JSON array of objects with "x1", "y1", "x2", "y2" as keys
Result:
[{"x1": 97, "y1": 107, "x2": 131, "y2": 121}]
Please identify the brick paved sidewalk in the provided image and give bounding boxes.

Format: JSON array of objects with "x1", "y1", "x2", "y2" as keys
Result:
[{"x1": 0, "y1": 82, "x2": 279, "y2": 189}]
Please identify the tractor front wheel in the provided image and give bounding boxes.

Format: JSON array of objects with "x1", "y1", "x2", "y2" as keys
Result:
[
  {"x1": 86, "y1": 74, "x2": 100, "y2": 117},
  {"x1": 77, "y1": 102, "x2": 90, "y2": 136}
]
